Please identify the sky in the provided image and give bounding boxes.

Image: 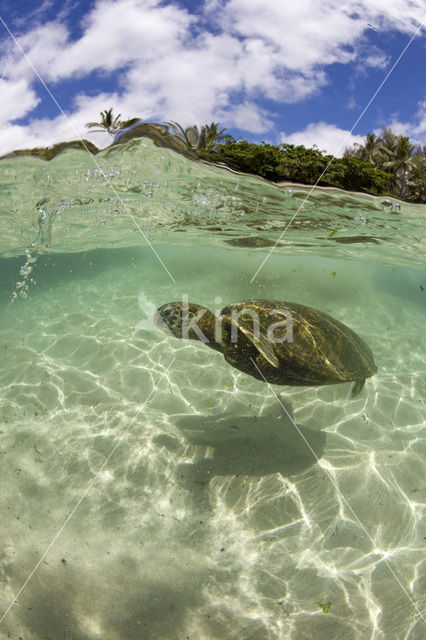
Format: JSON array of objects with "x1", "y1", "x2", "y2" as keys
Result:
[{"x1": 0, "y1": 0, "x2": 425, "y2": 156}]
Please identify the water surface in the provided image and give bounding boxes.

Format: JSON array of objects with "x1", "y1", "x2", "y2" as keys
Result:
[{"x1": 0, "y1": 138, "x2": 425, "y2": 639}]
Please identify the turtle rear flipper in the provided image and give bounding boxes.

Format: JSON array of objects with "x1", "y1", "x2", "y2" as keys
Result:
[{"x1": 351, "y1": 379, "x2": 365, "y2": 397}]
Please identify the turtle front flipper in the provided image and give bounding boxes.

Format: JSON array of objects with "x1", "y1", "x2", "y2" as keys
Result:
[
  {"x1": 229, "y1": 315, "x2": 279, "y2": 368},
  {"x1": 351, "y1": 379, "x2": 365, "y2": 397}
]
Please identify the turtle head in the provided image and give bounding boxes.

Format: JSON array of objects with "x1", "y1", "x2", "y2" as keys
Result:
[
  {"x1": 155, "y1": 301, "x2": 217, "y2": 344},
  {"x1": 155, "y1": 302, "x2": 190, "y2": 338}
]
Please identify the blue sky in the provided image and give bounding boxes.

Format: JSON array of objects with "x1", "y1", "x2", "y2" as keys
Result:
[{"x1": 0, "y1": 0, "x2": 425, "y2": 155}]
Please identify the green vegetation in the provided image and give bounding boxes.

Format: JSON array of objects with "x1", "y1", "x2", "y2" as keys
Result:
[
  {"x1": 1, "y1": 107, "x2": 424, "y2": 203},
  {"x1": 200, "y1": 137, "x2": 393, "y2": 197},
  {"x1": 344, "y1": 126, "x2": 426, "y2": 202},
  {"x1": 200, "y1": 125, "x2": 425, "y2": 202},
  {"x1": 0, "y1": 138, "x2": 100, "y2": 161}
]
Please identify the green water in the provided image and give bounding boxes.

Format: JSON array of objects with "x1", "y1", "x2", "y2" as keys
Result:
[{"x1": 0, "y1": 138, "x2": 425, "y2": 640}]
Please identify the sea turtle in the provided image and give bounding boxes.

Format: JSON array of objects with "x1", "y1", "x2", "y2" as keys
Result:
[{"x1": 155, "y1": 299, "x2": 377, "y2": 396}]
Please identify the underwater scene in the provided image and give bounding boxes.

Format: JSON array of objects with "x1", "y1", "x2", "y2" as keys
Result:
[{"x1": 0, "y1": 137, "x2": 425, "y2": 640}]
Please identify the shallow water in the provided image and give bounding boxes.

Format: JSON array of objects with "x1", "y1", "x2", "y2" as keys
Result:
[{"x1": 0, "y1": 138, "x2": 425, "y2": 639}]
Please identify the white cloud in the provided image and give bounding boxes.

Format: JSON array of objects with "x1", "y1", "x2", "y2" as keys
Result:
[
  {"x1": 378, "y1": 101, "x2": 426, "y2": 146},
  {"x1": 8, "y1": 22, "x2": 70, "y2": 83},
  {"x1": 411, "y1": 101, "x2": 426, "y2": 140},
  {"x1": 0, "y1": 111, "x2": 111, "y2": 155},
  {"x1": 52, "y1": 0, "x2": 193, "y2": 80},
  {"x1": 0, "y1": 0, "x2": 424, "y2": 154},
  {"x1": 214, "y1": 0, "x2": 361, "y2": 73},
  {"x1": 218, "y1": 102, "x2": 273, "y2": 133},
  {"x1": 219, "y1": 0, "x2": 425, "y2": 38},
  {"x1": 354, "y1": 0, "x2": 424, "y2": 32},
  {"x1": 0, "y1": 78, "x2": 39, "y2": 122},
  {"x1": 280, "y1": 122, "x2": 365, "y2": 157}
]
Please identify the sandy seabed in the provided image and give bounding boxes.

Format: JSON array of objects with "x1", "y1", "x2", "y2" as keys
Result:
[{"x1": 0, "y1": 243, "x2": 424, "y2": 640}]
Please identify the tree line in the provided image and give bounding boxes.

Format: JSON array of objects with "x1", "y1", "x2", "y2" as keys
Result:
[
  {"x1": 343, "y1": 126, "x2": 425, "y2": 202},
  {"x1": 87, "y1": 109, "x2": 425, "y2": 202},
  {"x1": 2, "y1": 108, "x2": 423, "y2": 203}
]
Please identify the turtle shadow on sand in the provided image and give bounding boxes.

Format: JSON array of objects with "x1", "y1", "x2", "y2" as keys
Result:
[{"x1": 173, "y1": 398, "x2": 325, "y2": 481}]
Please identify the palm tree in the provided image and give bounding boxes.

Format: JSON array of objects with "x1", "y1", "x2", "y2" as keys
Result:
[
  {"x1": 163, "y1": 121, "x2": 200, "y2": 149},
  {"x1": 407, "y1": 152, "x2": 426, "y2": 202},
  {"x1": 199, "y1": 122, "x2": 227, "y2": 150},
  {"x1": 378, "y1": 126, "x2": 397, "y2": 155},
  {"x1": 85, "y1": 108, "x2": 126, "y2": 135},
  {"x1": 353, "y1": 132, "x2": 383, "y2": 166},
  {"x1": 164, "y1": 120, "x2": 227, "y2": 151},
  {"x1": 381, "y1": 135, "x2": 416, "y2": 196}
]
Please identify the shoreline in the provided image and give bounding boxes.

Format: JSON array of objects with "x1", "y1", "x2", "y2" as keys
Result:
[{"x1": 202, "y1": 159, "x2": 400, "y2": 201}]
